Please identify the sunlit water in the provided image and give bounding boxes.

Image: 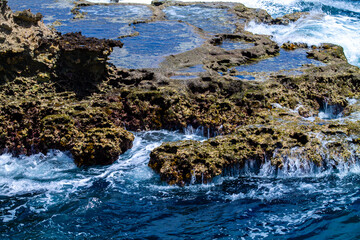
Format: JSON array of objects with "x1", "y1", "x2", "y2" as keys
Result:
[
  {"x1": 164, "y1": 5, "x2": 241, "y2": 34},
  {"x1": 234, "y1": 48, "x2": 325, "y2": 73},
  {"x1": 4, "y1": 0, "x2": 360, "y2": 239},
  {"x1": 87, "y1": 0, "x2": 360, "y2": 67},
  {"x1": 1, "y1": 130, "x2": 360, "y2": 239},
  {"x1": 241, "y1": 0, "x2": 360, "y2": 67}
]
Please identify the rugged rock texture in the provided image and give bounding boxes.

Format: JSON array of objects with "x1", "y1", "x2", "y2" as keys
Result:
[
  {"x1": 0, "y1": 1, "x2": 55, "y2": 82},
  {"x1": 51, "y1": 32, "x2": 123, "y2": 96},
  {"x1": 1, "y1": 1, "x2": 359, "y2": 179},
  {"x1": 232, "y1": 4, "x2": 309, "y2": 26},
  {"x1": 0, "y1": 1, "x2": 132, "y2": 166},
  {"x1": 150, "y1": 119, "x2": 360, "y2": 185},
  {"x1": 147, "y1": 42, "x2": 360, "y2": 184}
]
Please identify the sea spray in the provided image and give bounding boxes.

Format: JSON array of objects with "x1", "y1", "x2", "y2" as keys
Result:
[{"x1": 243, "y1": 1, "x2": 360, "y2": 67}]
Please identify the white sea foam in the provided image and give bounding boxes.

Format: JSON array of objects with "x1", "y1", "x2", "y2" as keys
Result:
[
  {"x1": 246, "y1": 12, "x2": 360, "y2": 67},
  {"x1": 0, "y1": 151, "x2": 87, "y2": 196},
  {"x1": 0, "y1": 130, "x2": 206, "y2": 222}
]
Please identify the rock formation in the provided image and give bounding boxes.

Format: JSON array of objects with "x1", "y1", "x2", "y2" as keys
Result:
[
  {"x1": 0, "y1": 0, "x2": 359, "y2": 180},
  {"x1": 0, "y1": 0, "x2": 132, "y2": 166}
]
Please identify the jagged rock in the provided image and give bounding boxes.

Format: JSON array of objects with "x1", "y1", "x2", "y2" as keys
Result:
[
  {"x1": 307, "y1": 43, "x2": 348, "y2": 63},
  {"x1": 150, "y1": 121, "x2": 360, "y2": 186},
  {"x1": 272, "y1": 12, "x2": 310, "y2": 25},
  {"x1": 0, "y1": 0, "x2": 360, "y2": 174},
  {"x1": 0, "y1": 1, "x2": 56, "y2": 82},
  {"x1": 52, "y1": 32, "x2": 123, "y2": 95},
  {"x1": 13, "y1": 9, "x2": 43, "y2": 23},
  {"x1": 233, "y1": 3, "x2": 272, "y2": 24},
  {"x1": 71, "y1": 127, "x2": 134, "y2": 166},
  {"x1": 0, "y1": 1, "x2": 133, "y2": 166}
]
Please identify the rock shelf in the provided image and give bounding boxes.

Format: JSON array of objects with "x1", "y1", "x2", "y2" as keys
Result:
[{"x1": 1, "y1": 1, "x2": 359, "y2": 184}]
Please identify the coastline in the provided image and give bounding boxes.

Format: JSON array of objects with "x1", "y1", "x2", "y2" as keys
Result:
[{"x1": 1, "y1": 1, "x2": 360, "y2": 238}]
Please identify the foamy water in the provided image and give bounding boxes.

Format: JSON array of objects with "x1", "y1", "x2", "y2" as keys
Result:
[{"x1": 1, "y1": 130, "x2": 360, "y2": 239}]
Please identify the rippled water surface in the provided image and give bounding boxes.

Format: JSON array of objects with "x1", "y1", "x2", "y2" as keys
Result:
[
  {"x1": 1, "y1": 130, "x2": 360, "y2": 239},
  {"x1": 109, "y1": 21, "x2": 204, "y2": 69},
  {"x1": 4, "y1": 0, "x2": 360, "y2": 239},
  {"x1": 234, "y1": 48, "x2": 325, "y2": 73},
  {"x1": 164, "y1": 5, "x2": 240, "y2": 34}
]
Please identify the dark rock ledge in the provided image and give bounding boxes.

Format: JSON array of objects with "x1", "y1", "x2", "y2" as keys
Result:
[{"x1": 0, "y1": 1, "x2": 359, "y2": 183}]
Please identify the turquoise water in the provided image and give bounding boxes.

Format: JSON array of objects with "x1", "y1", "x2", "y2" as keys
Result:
[{"x1": 4, "y1": 0, "x2": 360, "y2": 239}]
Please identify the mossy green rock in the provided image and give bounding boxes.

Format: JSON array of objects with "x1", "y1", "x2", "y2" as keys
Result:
[
  {"x1": 1, "y1": 1, "x2": 360, "y2": 174},
  {"x1": 71, "y1": 127, "x2": 134, "y2": 166},
  {"x1": 150, "y1": 121, "x2": 360, "y2": 186}
]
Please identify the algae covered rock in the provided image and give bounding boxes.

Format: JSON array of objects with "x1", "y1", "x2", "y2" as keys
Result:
[
  {"x1": 0, "y1": 1, "x2": 135, "y2": 166},
  {"x1": 40, "y1": 114, "x2": 79, "y2": 151},
  {"x1": 71, "y1": 127, "x2": 134, "y2": 166},
  {"x1": 0, "y1": 0, "x2": 56, "y2": 82},
  {"x1": 1, "y1": 0, "x2": 360, "y2": 175},
  {"x1": 149, "y1": 121, "x2": 360, "y2": 185},
  {"x1": 13, "y1": 9, "x2": 42, "y2": 23}
]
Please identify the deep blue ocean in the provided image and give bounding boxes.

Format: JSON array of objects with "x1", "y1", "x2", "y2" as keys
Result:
[{"x1": 2, "y1": 0, "x2": 360, "y2": 239}]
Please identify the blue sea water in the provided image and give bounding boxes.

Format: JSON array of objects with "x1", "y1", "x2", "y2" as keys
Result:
[
  {"x1": 2, "y1": 130, "x2": 360, "y2": 239},
  {"x1": 109, "y1": 21, "x2": 204, "y2": 69},
  {"x1": 241, "y1": 0, "x2": 360, "y2": 67},
  {"x1": 3, "y1": 0, "x2": 360, "y2": 239},
  {"x1": 164, "y1": 5, "x2": 241, "y2": 34},
  {"x1": 234, "y1": 48, "x2": 325, "y2": 73}
]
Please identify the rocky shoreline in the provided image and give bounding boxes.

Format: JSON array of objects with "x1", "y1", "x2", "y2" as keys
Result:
[{"x1": 1, "y1": 0, "x2": 359, "y2": 185}]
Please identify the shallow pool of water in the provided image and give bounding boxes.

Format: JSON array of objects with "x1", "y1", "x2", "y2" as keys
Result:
[
  {"x1": 164, "y1": 5, "x2": 240, "y2": 34},
  {"x1": 219, "y1": 39, "x2": 255, "y2": 50},
  {"x1": 57, "y1": 5, "x2": 152, "y2": 39},
  {"x1": 8, "y1": 0, "x2": 73, "y2": 24},
  {"x1": 8, "y1": 0, "x2": 152, "y2": 39},
  {"x1": 109, "y1": 21, "x2": 204, "y2": 69},
  {"x1": 236, "y1": 48, "x2": 326, "y2": 73},
  {"x1": 178, "y1": 64, "x2": 206, "y2": 73}
]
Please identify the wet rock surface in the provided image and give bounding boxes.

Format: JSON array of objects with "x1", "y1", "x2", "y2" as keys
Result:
[
  {"x1": 1, "y1": 1, "x2": 360, "y2": 182},
  {"x1": 0, "y1": 0, "x2": 131, "y2": 166},
  {"x1": 150, "y1": 118, "x2": 360, "y2": 185}
]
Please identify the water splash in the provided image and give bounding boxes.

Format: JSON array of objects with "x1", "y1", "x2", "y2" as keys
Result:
[
  {"x1": 245, "y1": 4, "x2": 360, "y2": 67},
  {"x1": 1, "y1": 130, "x2": 360, "y2": 239},
  {"x1": 318, "y1": 100, "x2": 344, "y2": 119}
]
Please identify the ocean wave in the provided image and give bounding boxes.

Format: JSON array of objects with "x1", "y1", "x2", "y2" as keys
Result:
[{"x1": 246, "y1": 11, "x2": 360, "y2": 66}]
